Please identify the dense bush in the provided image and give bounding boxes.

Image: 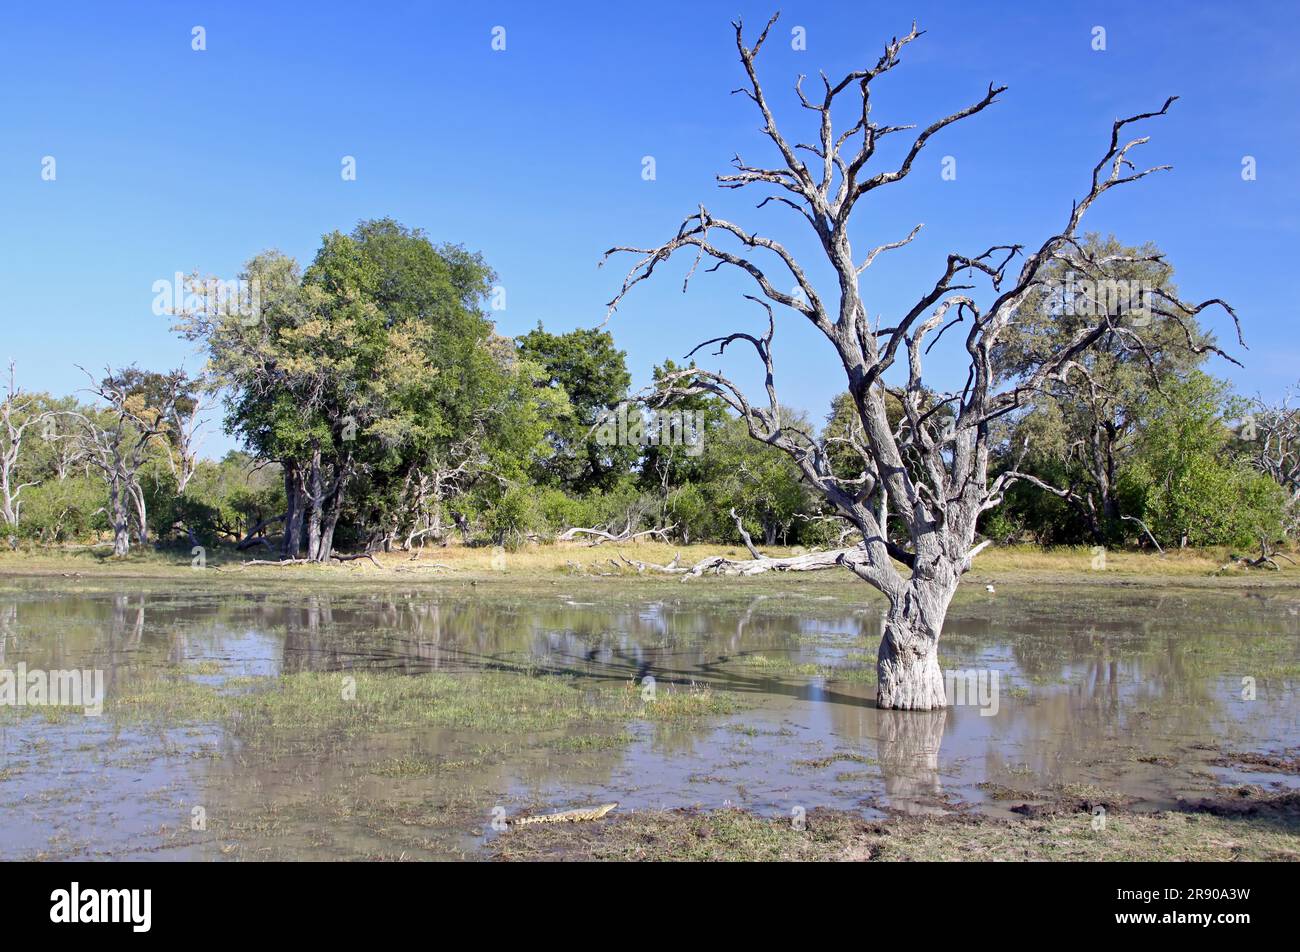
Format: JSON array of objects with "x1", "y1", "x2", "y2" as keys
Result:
[{"x1": 13, "y1": 474, "x2": 107, "y2": 544}]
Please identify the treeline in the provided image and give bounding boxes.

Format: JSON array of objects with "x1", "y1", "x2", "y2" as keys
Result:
[{"x1": 2, "y1": 223, "x2": 1296, "y2": 558}]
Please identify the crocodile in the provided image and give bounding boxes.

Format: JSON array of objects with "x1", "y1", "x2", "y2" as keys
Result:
[{"x1": 508, "y1": 802, "x2": 618, "y2": 827}]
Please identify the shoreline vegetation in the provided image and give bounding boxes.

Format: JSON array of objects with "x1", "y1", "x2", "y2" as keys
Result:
[{"x1": 2, "y1": 542, "x2": 1298, "y2": 590}]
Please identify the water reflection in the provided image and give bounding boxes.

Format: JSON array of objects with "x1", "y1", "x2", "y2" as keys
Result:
[{"x1": 877, "y1": 710, "x2": 948, "y2": 813}]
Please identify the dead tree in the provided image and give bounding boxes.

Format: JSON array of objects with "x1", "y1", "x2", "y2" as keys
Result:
[
  {"x1": 160, "y1": 372, "x2": 210, "y2": 495},
  {"x1": 557, "y1": 521, "x2": 677, "y2": 546},
  {"x1": 0, "y1": 362, "x2": 47, "y2": 537},
  {"x1": 1246, "y1": 385, "x2": 1300, "y2": 519},
  {"x1": 602, "y1": 14, "x2": 1240, "y2": 709},
  {"x1": 66, "y1": 367, "x2": 172, "y2": 556},
  {"x1": 398, "y1": 444, "x2": 487, "y2": 551}
]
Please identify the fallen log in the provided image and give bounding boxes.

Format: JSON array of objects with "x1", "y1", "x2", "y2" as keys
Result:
[
  {"x1": 236, "y1": 513, "x2": 286, "y2": 551},
  {"x1": 331, "y1": 551, "x2": 382, "y2": 567},
  {"x1": 557, "y1": 523, "x2": 677, "y2": 546},
  {"x1": 616, "y1": 546, "x2": 869, "y2": 580},
  {"x1": 1219, "y1": 538, "x2": 1296, "y2": 572}
]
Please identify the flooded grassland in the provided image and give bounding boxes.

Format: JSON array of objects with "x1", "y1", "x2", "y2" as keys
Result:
[{"x1": 1, "y1": 574, "x2": 1297, "y2": 860}]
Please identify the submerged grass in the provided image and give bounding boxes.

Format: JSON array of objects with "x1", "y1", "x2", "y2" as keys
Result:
[
  {"x1": 1177, "y1": 637, "x2": 1300, "y2": 680},
  {"x1": 546, "y1": 732, "x2": 636, "y2": 752},
  {"x1": 101, "y1": 668, "x2": 737, "y2": 748},
  {"x1": 737, "y1": 653, "x2": 877, "y2": 683},
  {"x1": 795, "y1": 752, "x2": 877, "y2": 769}
]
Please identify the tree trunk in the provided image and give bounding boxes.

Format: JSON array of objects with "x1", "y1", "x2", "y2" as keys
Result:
[
  {"x1": 315, "y1": 453, "x2": 353, "y2": 562},
  {"x1": 427, "y1": 473, "x2": 442, "y2": 544},
  {"x1": 108, "y1": 482, "x2": 131, "y2": 557},
  {"x1": 390, "y1": 468, "x2": 413, "y2": 550},
  {"x1": 1102, "y1": 490, "x2": 1120, "y2": 527},
  {"x1": 318, "y1": 515, "x2": 339, "y2": 562},
  {"x1": 876, "y1": 578, "x2": 955, "y2": 711},
  {"x1": 452, "y1": 511, "x2": 470, "y2": 543},
  {"x1": 0, "y1": 467, "x2": 16, "y2": 528},
  {"x1": 283, "y1": 461, "x2": 304, "y2": 559},
  {"x1": 129, "y1": 481, "x2": 149, "y2": 546},
  {"x1": 429, "y1": 498, "x2": 443, "y2": 545},
  {"x1": 306, "y1": 446, "x2": 323, "y2": 561},
  {"x1": 236, "y1": 512, "x2": 285, "y2": 550}
]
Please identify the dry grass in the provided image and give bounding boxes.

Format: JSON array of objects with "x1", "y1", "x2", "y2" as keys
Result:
[
  {"x1": 344, "y1": 540, "x2": 1288, "y2": 579},
  {"x1": 2, "y1": 539, "x2": 1296, "y2": 591}
]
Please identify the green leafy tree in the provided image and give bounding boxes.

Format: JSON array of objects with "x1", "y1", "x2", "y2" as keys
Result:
[
  {"x1": 990, "y1": 235, "x2": 1212, "y2": 542},
  {"x1": 639, "y1": 359, "x2": 730, "y2": 523},
  {"x1": 1119, "y1": 372, "x2": 1286, "y2": 548},
  {"x1": 178, "y1": 250, "x2": 326, "y2": 557},
  {"x1": 517, "y1": 324, "x2": 635, "y2": 493},
  {"x1": 179, "y1": 220, "x2": 558, "y2": 558}
]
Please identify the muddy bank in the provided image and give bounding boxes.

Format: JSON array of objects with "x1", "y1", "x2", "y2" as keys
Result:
[{"x1": 491, "y1": 787, "x2": 1300, "y2": 862}]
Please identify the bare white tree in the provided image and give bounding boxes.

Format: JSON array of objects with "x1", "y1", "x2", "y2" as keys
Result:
[
  {"x1": 602, "y1": 14, "x2": 1241, "y2": 709},
  {"x1": 161, "y1": 375, "x2": 210, "y2": 495},
  {"x1": 0, "y1": 361, "x2": 48, "y2": 538},
  {"x1": 397, "y1": 442, "x2": 486, "y2": 552},
  {"x1": 1244, "y1": 385, "x2": 1300, "y2": 520}
]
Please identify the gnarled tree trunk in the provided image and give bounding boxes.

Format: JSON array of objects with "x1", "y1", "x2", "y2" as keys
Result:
[{"x1": 876, "y1": 575, "x2": 957, "y2": 710}]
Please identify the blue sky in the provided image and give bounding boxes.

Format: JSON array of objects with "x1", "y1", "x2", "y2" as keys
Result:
[{"x1": 2, "y1": 1, "x2": 1296, "y2": 458}]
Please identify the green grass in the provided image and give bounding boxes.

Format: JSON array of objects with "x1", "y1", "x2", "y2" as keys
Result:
[
  {"x1": 95, "y1": 668, "x2": 738, "y2": 752},
  {"x1": 737, "y1": 653, "x2": 877, "y2": 683},
  {"x1": 183, "y1": 659, "x2": 224, "y2": 675}
]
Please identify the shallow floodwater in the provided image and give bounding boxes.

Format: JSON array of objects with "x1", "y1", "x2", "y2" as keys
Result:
[{"x1": 1, "y1": 579, "x2": 1298, "y2": 859}]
